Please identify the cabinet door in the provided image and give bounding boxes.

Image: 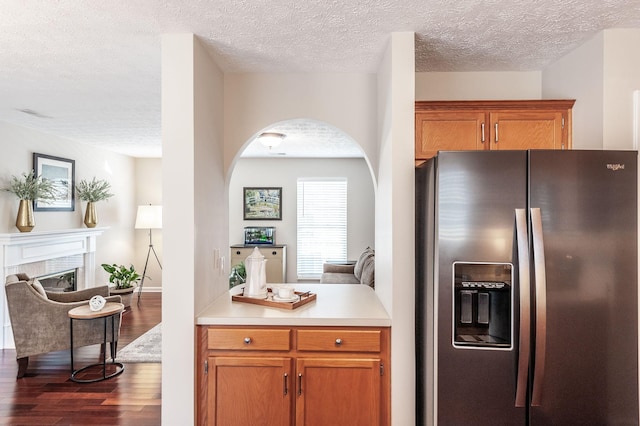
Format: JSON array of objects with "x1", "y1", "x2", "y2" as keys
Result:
[
  {"x1": 230, "y1": 247, "x2": 286, "y2": 283},
  {"x1": 489, "y1": 111, "x2": 565, "y2": 150},
  {"x1": 230, "y1": 248, "x2": 252, "y2": 270},
  {"x1": 209, "y1": 356, "x2": 293, "y2": 426},
  {"x1": 264, "y1": 248, "x2": 285, "y2": 283},
  {"x1": 295, "y1": 358, "x2": 381, "y2": 426},
  {"x1": 415, "y1": 111, "x2": 487, "y2": 159}
]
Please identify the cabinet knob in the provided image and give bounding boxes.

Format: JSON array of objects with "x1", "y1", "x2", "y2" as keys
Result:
[
  {"x1": 244, "y1": 337, "x2": 252, "y2": 345},
  {"x1": 236, "y1": 251, "x2": 241, "y2": 255},
  {"x1": 272, "y1": 251, "x2": 277, "y2": 256},
  {"x1": 335, "y1": 338, "x2": 342, "y2": 346}
]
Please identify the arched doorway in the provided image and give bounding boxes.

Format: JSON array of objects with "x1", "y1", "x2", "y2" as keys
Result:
[{"x1": 228, "y1": 118, "x2": 376, "y2": 282}]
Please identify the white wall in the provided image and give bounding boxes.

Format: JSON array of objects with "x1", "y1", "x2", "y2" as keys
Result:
[
  {"x1": 377, "y1": 32, "x2": 416, "y2": 426},
  {"x1": 603, "y1": 29, "x2": 640, "y2": 150},
  {"x1": 0, "y1": 120, "x2": 136, "y2": 283},
  {"x1": 193, "y1": 36, "x2": 227, "y2": 314},
  {"x1": 229, "y1": 158, "x2": 375, "y2": 280},
  {"x1": 416, "y1": 71, "x2": 541, "y2": 100},
  {"x1": 542, "y1": 32, "x2": 605, "y2": 149},
  {"x1": 223, "y1": 73, "x2": 378, "y2": 181},
  {"x1": 161, "y1": 34, "x2": 225, "y2": 425},
  {"x1": 134, "y1": 158, "x2": 163, "y2": 288},
  {"x1": 162, "y1": 34, "x2": 196, "y2": 425}
]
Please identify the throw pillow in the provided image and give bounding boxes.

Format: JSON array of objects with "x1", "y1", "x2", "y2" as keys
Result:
[
  {"x1": 359, "y1": 255, "x2": 375, "y2": 288},
  {"x1": 30, "y1": 279, "x2": 48, "y2": 299},
  {"x1": 354, "y1": 247, "x2": 374, "y2": 281}
]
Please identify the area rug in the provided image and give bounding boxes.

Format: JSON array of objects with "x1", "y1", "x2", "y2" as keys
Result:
[{"x1": 116, "y1": 323, "x2": 162, "y2": 363}]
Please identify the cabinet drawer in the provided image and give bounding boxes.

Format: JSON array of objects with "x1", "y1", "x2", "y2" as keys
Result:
[
  {"x1": 297, "y1": 329, "x2": 381, "y2": 353},
  {"x1": 208, "y1": 328, "x2": 291, "y2": 351}
]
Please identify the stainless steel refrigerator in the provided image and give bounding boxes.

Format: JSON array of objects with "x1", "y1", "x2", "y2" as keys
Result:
[{"x1": 416, "y1": 150, "x2": 638, "y2": 426}]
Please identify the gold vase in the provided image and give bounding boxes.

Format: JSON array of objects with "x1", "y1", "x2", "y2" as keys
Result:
[
  {"x1": 16, "y1": 199, "x2": 35, "y2": 232},
  {"x1": 84, "y1": 202, "x2": 97, "y2": 228}
]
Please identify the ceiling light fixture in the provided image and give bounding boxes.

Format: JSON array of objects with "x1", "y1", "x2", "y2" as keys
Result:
[{"x1": 258, "y1": 132, "x2": 286, "y2": 149}]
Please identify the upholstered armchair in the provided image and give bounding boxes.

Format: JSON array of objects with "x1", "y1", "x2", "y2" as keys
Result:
[{"x1": 5, "y1": 273, "x2": 122, "y2": 378}]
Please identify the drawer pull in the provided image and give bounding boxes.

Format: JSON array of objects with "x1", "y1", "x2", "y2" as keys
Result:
[
  {"x1": 243, "y1": 337, "x2": 252, "y2": 345},
  {"x1": 335, "y1": 338, "x2": 343, "y2": 346}
]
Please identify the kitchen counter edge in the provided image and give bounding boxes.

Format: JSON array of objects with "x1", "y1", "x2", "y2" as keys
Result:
[{"x1": 196, "y1": 283, "x2": 391, "y2": 327}]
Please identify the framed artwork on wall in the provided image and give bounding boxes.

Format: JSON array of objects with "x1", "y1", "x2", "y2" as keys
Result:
[
  {"x1": 33, "y1": 153, "x2": 75, "y2": 211},
  {"x1": 243, "y1": 187, "x2": 282, "y2": 220}
]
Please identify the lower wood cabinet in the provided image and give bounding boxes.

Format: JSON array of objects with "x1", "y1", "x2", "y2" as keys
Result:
[
  {"x1": 209, "y1": 356, "x2": 292, "y2": 425},
  {"x1": 197, "y1": 325, "x2": 391, "y2": 426}
]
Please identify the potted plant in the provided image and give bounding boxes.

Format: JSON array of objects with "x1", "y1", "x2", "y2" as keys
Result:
[
  {"x1": 75, "y1": 177, "x2": 113, "y2": 228},
  {"x1": 229, "y1": 262, "x2": 246, "y2": 288},
  {"x1": 3, "y1": 171, "x2": 56, "y2": 232},
  {"x1": 102, "y1": 263, "x2": 141, "y2": 308}
]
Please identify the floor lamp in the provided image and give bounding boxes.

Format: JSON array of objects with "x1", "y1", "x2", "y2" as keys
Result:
[{"x1": 135, "y1": 205, "x2": 162, "y2": 304}]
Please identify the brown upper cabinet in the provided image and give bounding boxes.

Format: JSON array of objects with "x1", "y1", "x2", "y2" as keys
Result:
[{"x1": 415, "y1": 100, "x2": 575, "y2": 162}]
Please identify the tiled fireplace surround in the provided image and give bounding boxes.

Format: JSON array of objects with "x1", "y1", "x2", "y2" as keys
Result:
[{"x1": 0, "y1": 228, "x2": 105, "y2": 349}]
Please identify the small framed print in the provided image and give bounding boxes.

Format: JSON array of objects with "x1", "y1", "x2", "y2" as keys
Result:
[
  {"x1": 243, "y1": 187, "x2": 282, "y2": 220},
  {"x1": 33, "y1": 153, "x2": 75, "y2": 211}
]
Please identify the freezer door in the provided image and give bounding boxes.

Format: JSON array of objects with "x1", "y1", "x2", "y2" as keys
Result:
[
  {"x1": 435, "y1": 151, "x2": 527, "y2": 425},
  {"x1": 528, "y1": 150, "x2": 638, "y2": 425}
]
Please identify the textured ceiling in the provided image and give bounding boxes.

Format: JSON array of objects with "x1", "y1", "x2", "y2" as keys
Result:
[{"x1": 1, "y1": 0, "x2": 639, "y2": 158}]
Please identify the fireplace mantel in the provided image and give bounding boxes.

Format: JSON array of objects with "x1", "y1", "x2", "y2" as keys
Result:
[{"x1": 1, "y1": 227, "x2": 106, "y2": 349}]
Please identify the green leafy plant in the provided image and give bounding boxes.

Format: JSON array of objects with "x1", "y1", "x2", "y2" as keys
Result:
[
  {"x1": 4, "y1": 170, "x2": 56, "y2": 201},
  {"x1": 229, "y1": 262, "x2": 246, "y2": 288},
  {"x1": 76, "y1": 177, "x2": 114, "y2": 202},
  {"x1": 234, "y1": 262, "x2": 246, "y2": 279},
  {"x1": 101, "y1": 263, "x2": 141, "y2": 289}
]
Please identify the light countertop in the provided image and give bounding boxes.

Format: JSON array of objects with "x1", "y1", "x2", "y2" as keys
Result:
[{"x1": 196, "y1": 283, "x2": 391, "y2": 327}]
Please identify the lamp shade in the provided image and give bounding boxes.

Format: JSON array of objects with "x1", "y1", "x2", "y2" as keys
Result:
[{"x1": 135, "y1": 205, "x2": 162, "y2": 229}]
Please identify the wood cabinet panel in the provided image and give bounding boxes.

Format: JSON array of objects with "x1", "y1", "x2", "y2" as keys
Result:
[
  {"x1": 415, "y1": 100, "x2": 574, "y2": 162},
  {"x1": 416, "y1": 111, "x2": 486, "y2": 159},
  {"x1": 209, "y1": 356, "x2": 292, "y2": 426},
  {"x1": 295, "y1": 358, "x2": 381, "y2": 426},
  {"x1": 297, "y1": 329, "x2": 381, "y2": 353},
  {"x1": 208, "y1": 328, "x2": 291, "y2": 351},
  {"x1": 198, "y1": 325, "x2": 390, "y2": 426},
  {"x1": 489, "y1": 111, "x2": 564, "y2": 150}
]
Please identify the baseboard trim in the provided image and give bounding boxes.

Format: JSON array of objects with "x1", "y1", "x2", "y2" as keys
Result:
[{"x1": 136, "y1": 286, "x2": 162, "y2": 293}]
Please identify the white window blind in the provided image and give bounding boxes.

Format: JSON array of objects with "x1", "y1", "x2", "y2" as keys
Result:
[{"x1": 297, "y1": 179, "x2": 347, "y2": 279}]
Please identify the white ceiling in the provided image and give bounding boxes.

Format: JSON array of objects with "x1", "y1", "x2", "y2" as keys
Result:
[{"x1": 1, "y1": 0, "x2": 639, "y2": 158}]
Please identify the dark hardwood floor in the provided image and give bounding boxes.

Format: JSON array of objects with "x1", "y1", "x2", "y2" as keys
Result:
[{"x1": 0, "y1": 292, "x2": 162, "y2": 425}]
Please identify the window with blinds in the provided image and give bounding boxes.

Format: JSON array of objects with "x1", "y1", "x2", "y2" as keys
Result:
[{"x1": 296, "y1": 178, "x2": 347, "y2": 279}]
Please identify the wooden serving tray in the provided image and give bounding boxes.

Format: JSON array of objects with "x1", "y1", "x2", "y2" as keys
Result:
[{"x1": 232, "y1": 289, "x2": 317, "y2": 310}]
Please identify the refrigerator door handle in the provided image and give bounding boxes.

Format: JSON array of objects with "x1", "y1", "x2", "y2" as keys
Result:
[
  {"x1": 514, "y1": 209, "x2": 531, "y2": 407},
  {"x1": 530, "y1": 207, "x2": 547, "y2": 406}
]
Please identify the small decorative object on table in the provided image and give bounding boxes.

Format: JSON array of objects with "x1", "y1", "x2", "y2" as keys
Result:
[{"x1": 89, "y1": 295, "x2": 107, "y2": 312}]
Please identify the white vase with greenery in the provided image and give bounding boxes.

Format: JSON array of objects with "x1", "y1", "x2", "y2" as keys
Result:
[
  {"x1": 3, "y1": 171, "x2": 56, "y2": 232},
  {"x1": 75, "y1": 177, "x2": 114, "y2": 228}
]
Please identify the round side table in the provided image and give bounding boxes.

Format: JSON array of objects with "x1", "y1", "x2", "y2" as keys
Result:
[{"x1": 68, "y1": 302, "x2": 125, "y2": 383}]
